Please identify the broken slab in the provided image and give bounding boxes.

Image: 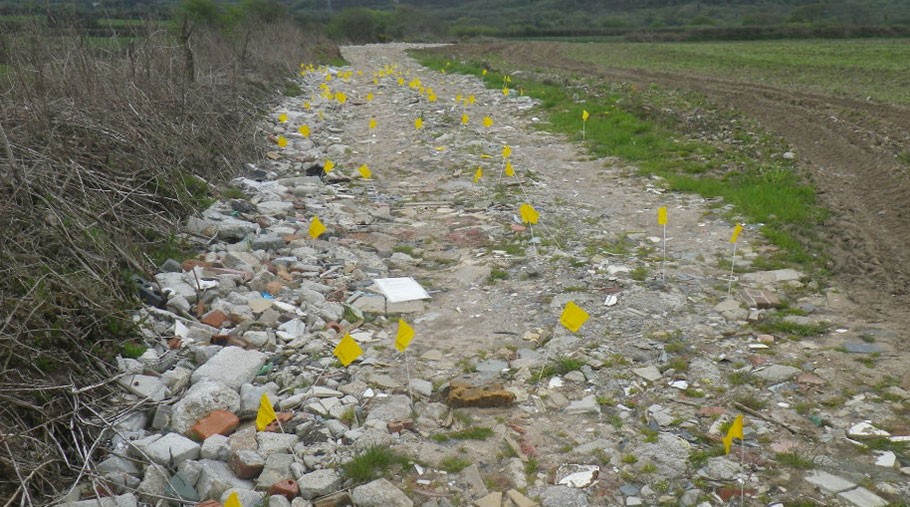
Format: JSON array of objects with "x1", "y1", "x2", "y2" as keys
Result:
[{"x1": 191, "y1": 346, "x2": 267, "y2": 390}]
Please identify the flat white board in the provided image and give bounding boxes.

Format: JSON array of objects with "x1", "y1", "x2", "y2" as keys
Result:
[{"x1": 373, "y1": 277, "x2": 431, "y2": 304}]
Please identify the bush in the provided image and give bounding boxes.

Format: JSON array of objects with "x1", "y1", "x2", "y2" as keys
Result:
[{"x1": 0, "y1": 9, "x2": 331, "y2": 502}]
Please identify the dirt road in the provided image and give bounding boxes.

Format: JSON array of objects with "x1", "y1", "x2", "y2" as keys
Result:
[{"x1": 436, "y1": 41, "x2": 910, "y2": 316}]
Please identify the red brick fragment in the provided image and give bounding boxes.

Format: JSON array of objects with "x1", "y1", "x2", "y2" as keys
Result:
[
  {"x1": 716, "y1": 487, "x2": 756, "y2": 501},
  {"x1": 201, "y1": 310, "x2": 229, "y2": 328},
  {"x1": 268, "y1": 478, "x2": 299, "y2": 500},
  {"x1": 264, "y1": 412, "x2": 294, "y2": 432},
  {"x1": 387, "y1": 419, "x2": 414, "y2": 434},
  {"x1": 186, "y1": 409, "x2": 240, "y2": 441},
  {"x1": 698, "y1": 406, "x2": 725, "y2": 417},
  {"x1": 182, "y1": 259, "x2": 213, "y2": 271}
]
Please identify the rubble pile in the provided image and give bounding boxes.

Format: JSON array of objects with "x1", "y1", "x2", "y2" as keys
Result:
[{"x1": 61, "y1": 44, "x2": 909, "y2": 507}]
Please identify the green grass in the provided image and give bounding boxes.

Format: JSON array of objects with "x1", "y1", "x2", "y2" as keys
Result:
[
  {"x1": 341, "y1": 445, "x2": 410, "y2": 482},
  {"x1": 753, "y1": 316, "x2": 828, "y2": 338},
  {"x1": 432, "y1": 426, "x2": 494, "y2": 442},
  {"x1": 414, "y1": 53, "x2": 825, "y2": 269},
  {"x1": 121, "y1": 342, "x2": 146, "y2": 359},
  {"x1": 567, "y1": 39, "x2": 910, "y2": 105},
  {"x1": 489, "y1": 268, "x2": 509, "y2": 281},
  {"x1": 439, "y1": 456, "x2": 471, "y2": 473}
]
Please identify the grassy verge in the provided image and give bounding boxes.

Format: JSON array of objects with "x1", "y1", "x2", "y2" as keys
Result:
[{"x1": 414, "y1": 52, "x2": 826, "y2": 269}]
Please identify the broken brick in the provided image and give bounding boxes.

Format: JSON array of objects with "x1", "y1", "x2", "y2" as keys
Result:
[
  {"x1": 446, "y1": 381, "x2": 515, "y2": 408},
  {"x1": 268, "y1": 478, "x2": 299, "y2": 500},
  {"x1": 186, "y1": 410, "x2": 240, "y2": 441},
  {"x1": 201, "y1": 310, "x2": 229, "y2": 329},
  {"x1": 387, "y1": 419, "x2": 414, "y2": 434}
]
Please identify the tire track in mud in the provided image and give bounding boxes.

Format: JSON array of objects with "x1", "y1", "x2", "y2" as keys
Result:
[{"x1": 441, "y1": 41, "x2": 910, "y2": 316}]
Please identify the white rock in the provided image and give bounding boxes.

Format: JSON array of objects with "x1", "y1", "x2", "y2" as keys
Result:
[
  {"x1": 848, "y1": 421, "x2": 890, "y2": 438},
  {"x1": 351, "y1": 478, "x2": 413, "y2": 506},
  {"x1": 191, "y1": 346, "x2": 266, "y2": 390},
  {"x1": 142, "y1": 433, "x2": 200, "y2": 466},
  {"x1": 201, "y1": 434, "x2": 231, "y2": 461},
  {"x1": 118, "y1": 374, "x2": 170, "y2": 402},
  {"x1": 196, "y1": 459, "x2": 254, "y2": 500},
  {"x1": 297, "y1": 468, "x2": 342, "y2": 499},
  {"x1": 632, "y1": 365, "x2": 662, "y2": 382},
  {"x1": 874, "y1": 451, "x2": 897, "y2": 468},
  {"x1": 171, "y1": 380, "x2": 241, "y2": 434}
]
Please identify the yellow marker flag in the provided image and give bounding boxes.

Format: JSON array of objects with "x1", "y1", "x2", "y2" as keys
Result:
[
  {"x1": 395, "y1": 319, "x2": 415, "y2": 352},
  {"x1": 582, "y1": 109, "x2": 590, "y2": 121},
  {"x1": 468, "y1": 95, "x2": 476, "y2": 104},
  {"x1": 335, "y1": 92, "x2": 347, "y2": 104},
  {"x1": 435, "y1": 146, "x2": 445, "y2": 151},
  {"x1": 428, "y1": 93, "x2": 437, "y2": 102},
  {"x1": 473, "y1": 167, "x2": 483, "y2": 183},
  {"x1": 398, "y1": 77, "x2": 405, "y2": 86},
  {"x1": 505, "y1": 160, "x2": 515, "y2": 177},
  {"x1": 414, "y1": 117, "x2": 423, "y2": 130},
  {"x1": 505, "y1": 75, "x2": 511, "y2": 83},
  {"x1": 482, "y1": 69, "x2": 487, "y2": 76},
  {"x1": 333, "y1": 334, "x2": 363, "y2": 367},
  {"x1": 278, "y1": 113, "x2": 288, "y2": 123},
  {"x1": 483, "y1": 116, "x2": 493, "y2": 128},
  {"x1": 369, "y1": 118, "x2": 377, "y2": 130},
  {"x1": 502, "y1": 145, "x2": 512, "y2": 158},
  {"x1": 657, "y1": 206, "x2": 667, "y2": 225},
  {"x1": 723, "y1": 414, "x2": 744, "y2": 454},
  {"x1": 373, "y1": 78, "x2": 378, "y2": 85},
  {"x1": 304, "y1": 102, "x2": 310, "y2": 110},
  {"x1": 277, "y1": 136, "x2": 288, "y2": 148},
  {"x1": 298, "y1": 125, "x2": 310, "y2": 137},
  {"x1": 224, "y1": 492, "x2": 242, "y2": 507},
  {"x1": 730, "y1": 223, "x2": 743, "y2": 243},
  {"x1": 480, "y1": 154, "x2": 492, "y2": 159},
  {"x1": 502, "y1": 87, "x2": 509, "y2": 96},
  {"x1": 323, "y1": 159, "x2": 335, "y2": 174},
  {"x1": 560, "y1": 301, "x2": 589, "y2": 333},
  {"x1": 308, "y1": 215, "x2": 326, "y2": 239},
  {"x1": 461, "y1": 114, "x2": 469, "y2": 126},
  {"x1": 455, "y1": 94, "x2": 462, "y2": 103},
  {"x1": 358, "y1": 164, "x2": 371, "y2": 179},
  {"x1": 325, "y1": 73, "x2": 332, "y2": 81},
  {"x1": 366, "y1": 92, "x2": 374, "y2": 102},
  {"x1": 255, "y1": 393, "x2": 277, "y2": 431},
  {"x1": 519, "y1": 203, "x2": 539, "y2": 225}
]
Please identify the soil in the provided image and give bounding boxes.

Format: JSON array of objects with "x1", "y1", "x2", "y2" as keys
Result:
[{"x1": 435, "y1": 41, "x2": 910, "y2": 323}]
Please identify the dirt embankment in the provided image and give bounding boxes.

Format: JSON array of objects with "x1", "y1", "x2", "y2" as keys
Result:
[{"x1": 441, "y1": 41, "x2": 910, "y2": 318}]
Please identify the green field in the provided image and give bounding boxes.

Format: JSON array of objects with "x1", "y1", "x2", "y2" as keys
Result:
[{"x1": 569, "y1": 38, "x2": 910, "y2": 103}]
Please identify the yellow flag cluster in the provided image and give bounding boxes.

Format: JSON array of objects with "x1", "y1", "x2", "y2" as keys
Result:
[
  {"x1": 560, "y1": 301, "x2": 589, "y2": 333},
  {"x1": 723, "y1": 414, "x2": 744, "y2": 454},
  {"x1": 333, "y1": 334, "x2": 363, "y2": 366}
]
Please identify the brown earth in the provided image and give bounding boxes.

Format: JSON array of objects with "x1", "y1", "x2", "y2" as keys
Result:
[{"x1": 435, "y1": 41, "x2": 910, "y2": 320}]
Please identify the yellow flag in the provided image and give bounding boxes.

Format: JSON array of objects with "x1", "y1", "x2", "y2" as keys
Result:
[
  {"x1": 723, "y1": 414, "x2": 744, "y2": 454},
  {"x1": 519, "y1": 203, "x2": 539, "y2": 225},
  {"x1": 428, "y1": 93, "x2": 437, "y2": 102},
  {"x1": 277, "y1": 136, "x2": 288, "y2": 148},
  {"x1": 325, "y1": 73, "x2": 332, "y2": 81},
  {"x1": 473, "y1": 167, "x2": 483, "y2": 183},
  {"x1": 480, "y1": 154, "x2": 492, "y2": 159},
  {"x1": 505, "y1": 75, "x2": 511, "y2": 83},
  {"x1": 398, "y1": 77, "x2": 404, "y2": 86},
  {"x1": 334, "y1": 334, "x2": 363, "y2": 367},
  {"x1": 414, "y1": 117, "x2": 423, "y2": 130},
  {"x1": 304, "y1": 102, "x2": 310, "y2": 110},
  {"x1": 482, "y1": 69, "x2": 487, "y2": 76},
  {"x1": 502, "y1": 145, "x2": 512, "y2": 158},
  {"x1": 730, "y1": 223, "x2": 743, "y2": 243},
  {"x1": 435, "y1": 146, "x2": 445, "y2": 151},
  {"x1": 255, "y1": 393, "x2": 277, "y2": 431},
  {"x1": 369, "y1": 118, "x2": 377, "y2": 130},
  {"x1": 461, "y1": 114, "x2": 469, "y2": 126},
  {"x1": 395, "y1": 319, "x2": 415, "y2": 352},
  {"x1": 455, "y1": 94, "x2": 463, "y2": 102},
  {"x1": 299, "y1": 125, "x2": 310, "y2": 137},
  {"x1": 366, "y1": 92, "x2": 374, "y2": 102},
  {"x1": 657, "y1": 206, "x2": 667, "y2": 225},
  {"x1": 358, "y1": 164, "x2": 371, "y2": 179},
  {"x1": 483, "y1": 116, "x2": 493, "y2": 128},
  {"x1": 559, "y1": 301, "x2": 589, "y2": 333},
  {"x1": 308, "y1": 216, "x2": 326, "y2": 239},
  {"x1": 323, "y1": 159, "x2": 335, "y2": 174},
  {"x1": 373, "y1": 78, "x2": 378, "y2": 85},
  {"x1": 502, "y1": 87, "x2": 509, "y2": 96},
  {"x1": 582, "y1": 109, "x2": 590, "y2": 121},
  {"x1": 224, "y1": 492, "x2": 242, "y2": 507},
  {"x1": 335, "y1": 92, "x2": 347, "y2": 104},
  {"x1": 278, "y1": 113, "x2": 288, "y2": 123},
  {"x1": 505, "y1": 160, "x2": 515, "y2": 177},
  {"x1": 468, "y1": 95, "x2": 475, "y2": 104}
]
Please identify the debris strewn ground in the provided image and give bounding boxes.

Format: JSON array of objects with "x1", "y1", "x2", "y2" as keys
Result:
[{"x1": 64, "y1": 43, "x2": 910, "y2": 507}]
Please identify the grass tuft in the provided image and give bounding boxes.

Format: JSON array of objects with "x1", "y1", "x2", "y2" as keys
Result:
[{"x1": 341, "y1": 445, "x2": 410, "y2": 483}]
